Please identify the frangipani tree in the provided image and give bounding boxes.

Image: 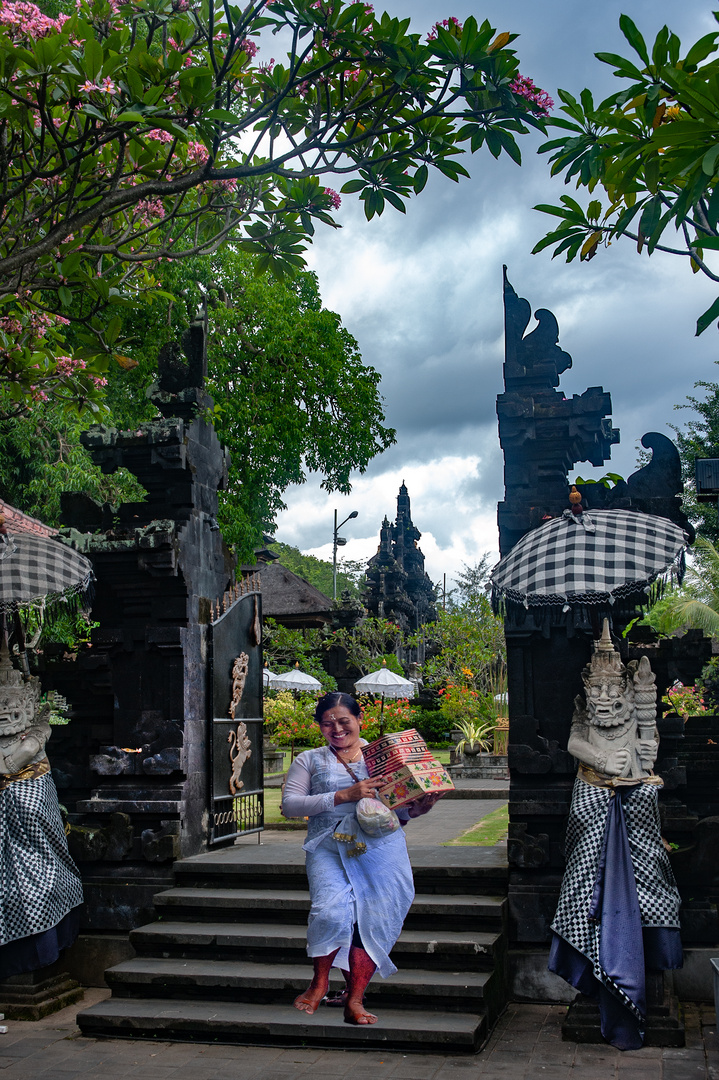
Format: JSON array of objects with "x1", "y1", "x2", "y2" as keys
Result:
[
  {"x1": 533, "y1": 14, "x2": 719, "y2": 338},
  {"x1": 0, "y1": 0, "x2": 550, "y2": 416}
]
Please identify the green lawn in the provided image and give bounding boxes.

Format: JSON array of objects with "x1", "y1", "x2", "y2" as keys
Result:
[
  {"x1": 264, "y1": 788, "x2": 286, "y2": 825},
  {"x1": 443, "y1": 804, "x2": 508, "y2": 847}
]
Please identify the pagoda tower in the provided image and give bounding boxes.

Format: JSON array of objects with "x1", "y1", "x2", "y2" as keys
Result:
[{"x1": 364, "y1": 483, "x2": 436, "y2": 633}]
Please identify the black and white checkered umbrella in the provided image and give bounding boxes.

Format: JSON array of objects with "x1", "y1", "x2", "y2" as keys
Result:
[
  {"x1": 0, "y1": 532, "x2": 94, "y2": 615},
  {"x1": 490, "y1": 510, "x2": 688, "y2": 614}
]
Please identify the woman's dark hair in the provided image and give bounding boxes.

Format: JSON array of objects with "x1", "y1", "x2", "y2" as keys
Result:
[{"x1": 314, "y1": 692, "x2": 361, "y2": 724}]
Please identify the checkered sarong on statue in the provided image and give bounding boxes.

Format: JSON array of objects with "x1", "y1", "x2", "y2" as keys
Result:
[
  {"x1": 490, "y1": 510, "x2": 687, "y2": 609},
  {"x1": 551, "y1": 779, "x2": 680, "y2": 1016},
  {"x1": 0, "y1": 771, "x2": 83, "y2": 945}
]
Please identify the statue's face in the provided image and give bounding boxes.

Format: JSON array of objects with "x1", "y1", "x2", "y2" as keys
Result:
[
  {"x1": 0, "y1": 692, "x2": 34, "y2": 735},
  {"x1": 0, "y1": 672, "x2": 40, "y2": 736},
  {"x1": 586, "y1": 677, "x2": 632, "y2": 727}
]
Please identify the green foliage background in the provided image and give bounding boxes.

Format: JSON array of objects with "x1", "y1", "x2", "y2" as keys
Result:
[
  {"x1": 0, "y1": 251, "x2": 394, "y2": 561},
  {"x1": 268, "y1": 541, "x2": 364, "y2": 599}
]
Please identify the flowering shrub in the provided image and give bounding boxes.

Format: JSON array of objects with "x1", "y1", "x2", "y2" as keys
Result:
[
  {"x1": 427, "y1": 17, "x2": 462, "y2": 41},
  {"x1": 264, "y1": 692, "x2": 324, "y2": 748},
  {"x1": 357, "y1": 697, "x2": 419, "y2": 742},
  {"x1": 437, "y1": 684, "x2": 493, "y2": 728},
  {"x1": 509, "y1": 75, "x2": 554, "y2": 117},
  {"x1": 0, "y1": 0, "x2": 68, "y2": 40},
  {"x1": 0, "y1": 0, "x2": 544, "y2": 417},
  {"x1": 662, "y1": 681, "x2": 707, "y2": 719}
]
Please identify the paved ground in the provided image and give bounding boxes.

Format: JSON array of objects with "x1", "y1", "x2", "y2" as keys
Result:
[
  {"x1": 1, "y1": 993, "x2": 717, "y2": 1079},
  {"x1": 6, "y1": 793, "x2": 713, "y2": 1077},
  {"x1": 237, "y1": 797, "x2": 508, "y2": 847}
]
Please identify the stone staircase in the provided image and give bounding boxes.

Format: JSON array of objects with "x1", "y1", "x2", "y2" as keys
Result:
[{"x1": 77, "y1": 844, "x2": 508, "y2": 1053}]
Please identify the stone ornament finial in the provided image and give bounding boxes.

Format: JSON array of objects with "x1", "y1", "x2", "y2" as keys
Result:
[{"x1": 597, "y1": 618, "x2": 614, "y2": 651}]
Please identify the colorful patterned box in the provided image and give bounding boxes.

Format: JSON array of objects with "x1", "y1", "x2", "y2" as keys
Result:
[
  {"x1": 375, "y1": 760, "x2": 455, "y2": 810},
  {"x1": 362, "y1": 729, "x2": 434, "y2": 777}
]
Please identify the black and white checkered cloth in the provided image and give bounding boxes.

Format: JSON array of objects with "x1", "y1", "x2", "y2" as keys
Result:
[
  {"x1": 491, "y1": 510, "x2": 688, "y2": 607},
  {"x1": 0, "y1": 772, "x2": 83, "y2": 946},
  {"x1": 0, "y1": 533, "x2": 93, "y2": 612},
  {"x1": 551, "y1": 780, "x2": 681, "y2": 1019}
]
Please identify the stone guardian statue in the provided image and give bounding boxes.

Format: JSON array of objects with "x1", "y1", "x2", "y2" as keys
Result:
[
  {"x1": 0, "y1": 638, "x2": 83, "y2": 975},
  {"x1": 549, "y1": 621, "x2": 682, "y2": 1050}
]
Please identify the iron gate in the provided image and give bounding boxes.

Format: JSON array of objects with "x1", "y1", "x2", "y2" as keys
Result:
[{"x1": 208, "y1": 581, "x2": 264, "y2": 844}]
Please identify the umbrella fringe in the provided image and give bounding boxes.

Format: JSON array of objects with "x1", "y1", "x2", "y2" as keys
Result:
[
  {"x1": 0, "y1": 572, "x2": 95, "y2": 628},
  {"x1": 492, "y1": 581, "x2": 675, "y2": 638},
  {"x1": 491, "y1": 547, "x2": 685, "y2": 626}
]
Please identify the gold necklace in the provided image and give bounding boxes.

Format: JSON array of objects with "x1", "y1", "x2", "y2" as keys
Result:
[{"x1": 337, "y1": 748, "x2": 362, "y2": 763}]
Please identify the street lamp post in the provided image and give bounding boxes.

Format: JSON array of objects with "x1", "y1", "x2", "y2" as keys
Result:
[{"x1": 333, "y1": 509, "x2": 358, "y2": 600}]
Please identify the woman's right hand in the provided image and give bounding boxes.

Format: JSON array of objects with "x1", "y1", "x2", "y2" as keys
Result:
[{"x1": 334, "y1": 777, "x2": 385, "y2": 805}]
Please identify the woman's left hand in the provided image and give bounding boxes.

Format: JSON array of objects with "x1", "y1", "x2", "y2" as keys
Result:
[{"x1": 406, "y1": 792, "x2": 443, "y2": 818}]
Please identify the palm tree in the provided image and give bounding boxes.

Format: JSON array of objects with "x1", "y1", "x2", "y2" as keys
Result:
[{"x1": 647, "y1": 536, "x2": 719, "y2": 636}]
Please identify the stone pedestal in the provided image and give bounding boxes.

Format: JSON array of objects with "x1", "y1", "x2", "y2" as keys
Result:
[
  {"x1": 263, "y1": 747, "x2": 285, "y2": 774},
  {"x1": 0, "y1": 971, "x2": 83, "y2": 1021},
  {"x1": 450, "y1": 754, "x2": 509, "y2": 779},
  {"x1": 562, "y1": 972, "x2": 684, "y2": 1047}
]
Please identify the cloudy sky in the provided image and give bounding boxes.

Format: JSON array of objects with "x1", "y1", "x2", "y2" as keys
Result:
[{"x1": 273, "y1": 0, "x2": 719, "y2": 589}]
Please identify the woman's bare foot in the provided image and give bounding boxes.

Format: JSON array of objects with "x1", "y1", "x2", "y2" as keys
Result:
[
  {"x1": 344, "y1": 1001, "x2": 378, "y2": 1025},
  {"x1": 293, "y1": 984, "x2": 327, "y2": 1015}
]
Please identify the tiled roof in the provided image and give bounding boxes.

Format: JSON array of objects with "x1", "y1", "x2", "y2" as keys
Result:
[{"x1": 0, "y1": 499, "x2": 57, "y2": 537}]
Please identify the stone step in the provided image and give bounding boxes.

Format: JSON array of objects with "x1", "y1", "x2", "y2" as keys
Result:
[
  {"x1": 104, "y1": 957, "x2": 500, "y2": 1014},
  {"x1": 173, "y1": 844, "x2": 508, "y2": 895},
  {"x1": 130, "y1": 920, "x2": 502, "y2": 971},
  {"x1": 152, "y1": 887, "x2": 507, "y2": 932},
  {"x1": 443, "y1": 784, "x2": 509, "y2": 799},
  {"x1": 76, "y1": 996, "x2": 487, "y2": 1053}
]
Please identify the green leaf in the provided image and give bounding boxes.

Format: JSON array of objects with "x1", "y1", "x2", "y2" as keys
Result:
[
  {"x1": 534, "y1": 202, "x2": 579, "y2": 221},
  {"x1": 61, "y1": 252, "x2": 83, "y2": 277},
  {"x1": 104, "y1": 315, "x2": 122, "y2": 344},
  {"x1": 115, "y1": 111, "x2": 145, "y2": 123},
  {"x1": 697, "y1": 294, "x2": 719, "y2": 335},
  {"x1": 83, "y1": 36, "x2": 103, "y2": 81},
  {"x1": 644, "y1": 156, "x2": 659, "y2": 193},
  {"x1": 684, "y1": 32, "x2": 719, "y2": 69},
  {"x1": 205, "y1": 108, "x2": 241, "y2": 123},
  {"x1": 703, "y1": 144, "x2": 719, "y2": 177},
  {"x1": 79, "y1": 103, "x2": 107, "y2": 121},
  {"x1": 639, "y1": 195, "x2": 662, "y2": 238},
  {"x1": 340, "y1": 178, "x2": 366, "y2": 194},
  {"x1": 383, "y1": 189, "x2": 406, "y2": 213},
  {"x1": 619, "y1": 15, "x2": 649, "y2": 65},
  {"x1": 33, "y1": 35, "x2": 60, "y2": 69}
]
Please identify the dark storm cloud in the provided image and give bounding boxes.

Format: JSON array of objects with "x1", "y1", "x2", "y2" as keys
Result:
[{"x1": 275, "y1": 0, "x2": 719, "y2": 577}]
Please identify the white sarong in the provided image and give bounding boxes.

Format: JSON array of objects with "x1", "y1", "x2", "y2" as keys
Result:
[{"x1": 283, "y1": 745, "x2": 414, "y2": 978}]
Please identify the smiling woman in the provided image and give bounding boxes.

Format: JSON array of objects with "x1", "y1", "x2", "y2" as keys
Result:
[{"x1": 281, "y1": 691, "x2": 438, "y2": 1026}]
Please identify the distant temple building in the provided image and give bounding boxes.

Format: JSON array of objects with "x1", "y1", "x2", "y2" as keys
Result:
[{"x1": 364, "y1": 483, "x2": 437, "y2": 634}]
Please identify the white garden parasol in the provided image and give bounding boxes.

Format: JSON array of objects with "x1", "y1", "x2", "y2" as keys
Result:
[
  {"x1": 268, "y1": 662, "x2": 321, "y2": 692},
  {"x1": 354, "y1": 661, "x2": 415, "y2": 735},
  {"x1": 267, "y1": 662, "x2": 321, "y2": 763}
]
